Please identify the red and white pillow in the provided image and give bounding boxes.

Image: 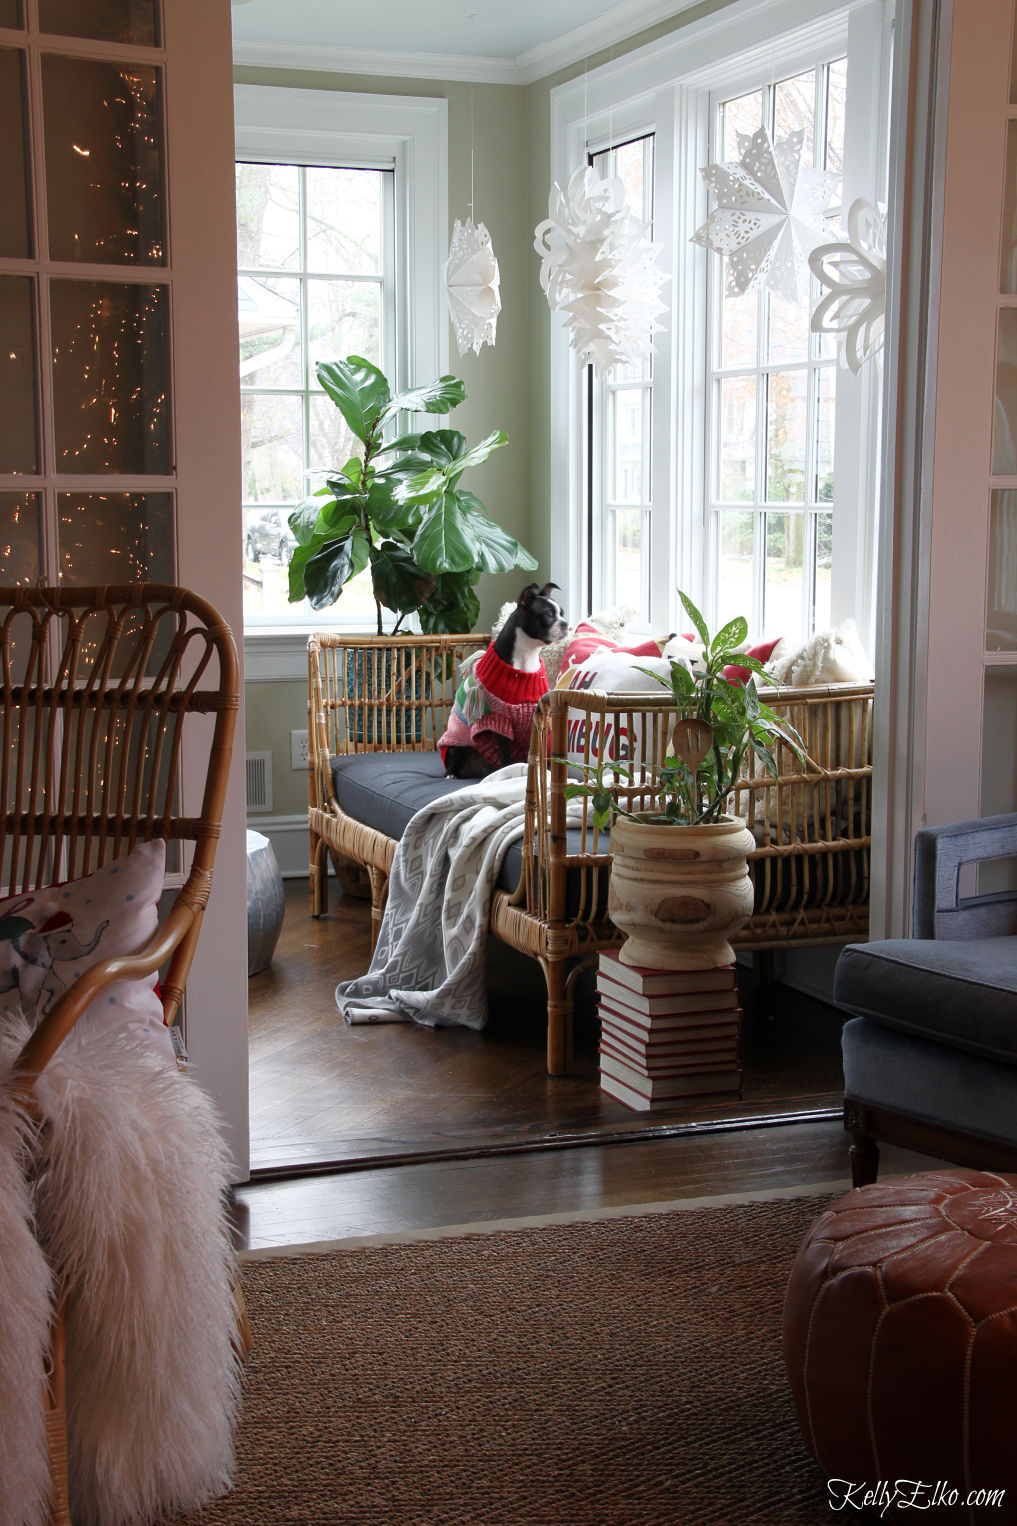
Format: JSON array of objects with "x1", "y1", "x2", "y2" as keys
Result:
[{"x1": 0, "y1": 839, "x2": 174, "y2": 1065}]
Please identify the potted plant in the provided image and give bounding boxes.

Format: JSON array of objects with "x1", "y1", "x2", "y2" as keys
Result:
[
  {"x1": 287, "y1": 354, "x2": 536, "y2": 635},
  {"x1": 565, "y1": 592, "x2": 805, "y2": 970}
]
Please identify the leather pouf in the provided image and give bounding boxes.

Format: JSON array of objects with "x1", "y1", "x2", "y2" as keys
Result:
[
  {"x1": 246, "y1": 828, "x2": 285, "y2": 976},
  {"x1": 783, "y1": 1171, "x2": 1017, "y2": 1522}
]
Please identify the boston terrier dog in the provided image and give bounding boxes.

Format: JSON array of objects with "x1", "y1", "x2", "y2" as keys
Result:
[{"x1": 440, "y1": 582, "x2": 567, "y2": 779}]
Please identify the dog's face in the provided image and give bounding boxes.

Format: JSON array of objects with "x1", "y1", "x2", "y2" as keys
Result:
[{"x1": 515, "y1": 582, "x2": 567, "y2": 645}]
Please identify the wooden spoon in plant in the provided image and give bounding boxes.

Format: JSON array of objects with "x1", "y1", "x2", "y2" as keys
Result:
[{"x1": 670, "y1": 717, "x2": 713, "y2": 771}]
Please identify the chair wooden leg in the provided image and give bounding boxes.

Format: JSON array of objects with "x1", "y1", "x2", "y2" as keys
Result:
[
  {"x1": 309, "y1": 828, "x2": 328, "y2": 918},
  {"x1": 543, "y1": 954, "x2": 573, "y2": 1077},
  {"x1": 45, "y1": 1298, "x2": 72, "y2": 1526},
  {"x1": 849, "y1": 1131, "x2": 880, "y2": 1187},
  {"x1": 367, "y1": 868, "x2": 388, "y2": 954}
]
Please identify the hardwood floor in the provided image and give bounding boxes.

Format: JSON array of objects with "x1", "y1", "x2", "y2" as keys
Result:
[
  {"x1": 248, "y1": 879, "x2": 848, "y2": 1176},
  {"x1": 236, "y1": 877, "x2": 949, "y2": 1251}
]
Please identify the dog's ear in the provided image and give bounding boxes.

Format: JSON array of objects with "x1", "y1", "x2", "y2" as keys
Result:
[
  {"x1": 517, "y1": 583, "x2": 540, "y2": 606},
  {"x1": 538, "y1": 582, "x2": 560, "y2": 600}
]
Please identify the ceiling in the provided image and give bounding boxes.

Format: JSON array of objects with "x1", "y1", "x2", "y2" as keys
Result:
[{"x1": 229, "y1": 0, "x2": 699, "y2": 85}]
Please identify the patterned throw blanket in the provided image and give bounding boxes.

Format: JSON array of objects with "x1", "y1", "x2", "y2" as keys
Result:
[{"x1": 336, "y1": 765, "x2": 579, "y2": 1031}]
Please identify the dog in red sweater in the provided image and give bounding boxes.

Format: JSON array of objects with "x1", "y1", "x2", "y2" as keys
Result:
[{"x1": 439, "y1": 582, "x2": 567, "y2": 778}]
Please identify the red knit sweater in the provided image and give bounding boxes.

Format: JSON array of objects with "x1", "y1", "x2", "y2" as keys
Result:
[{"x1": 438, "y1": 645, "x2": 549, "y2": 768}]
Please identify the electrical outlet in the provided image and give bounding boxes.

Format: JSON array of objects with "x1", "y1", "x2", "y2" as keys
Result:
[{"x1": 290, "y1": 729, "x2": 310, "y2": 769}]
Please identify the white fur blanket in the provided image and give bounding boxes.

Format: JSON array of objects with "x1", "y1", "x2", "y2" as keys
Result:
[
  {"x1": 336, "y1": 764, "x2": 578, "y2": 1031},
  {"x1": 0, "y1": 1010, "x2": 241, "y2": 1526}
]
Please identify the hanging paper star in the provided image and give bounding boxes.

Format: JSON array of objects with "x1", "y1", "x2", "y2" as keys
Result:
[
  {"x1": 533, "y1": 165, "x2": 668, "y2": 376},
  {"x1": 691, "y1": 126, "x2": 839, "y2": 300},
  {"x1": 445, "y1": 217, "x2": 501, "y2": 357},
  {"x1": 809, "y1": 197, "x2": 887, "y2": 374}
]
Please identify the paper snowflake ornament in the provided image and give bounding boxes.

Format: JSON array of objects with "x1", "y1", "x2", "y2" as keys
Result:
[
  {"x1": 445, "y1": 217, "x2": 501, "y2": 357},
  {"x1": 809, "y1": 197, "x2": 887, "y2": 374},
  {"x1": 691, "y1": 126, "x2": 839, "y2": 300},
  {"x1": 533, "y1": 165, "x2": 668, "y2": 376}
]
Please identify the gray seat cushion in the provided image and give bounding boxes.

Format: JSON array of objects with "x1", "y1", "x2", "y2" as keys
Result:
[
  {"x1": 330, "y1": 751, "x2": 610, "y2": 912},
  {"x1": 842, "y1": 1017, "x2": 1017, "y2": 1146},
  {"x1": 834, "y1": 937, "x2": 1017, "y2": 1064}
]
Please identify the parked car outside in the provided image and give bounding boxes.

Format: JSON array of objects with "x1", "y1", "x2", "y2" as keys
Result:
[{"x1": 245, "y1": 509, "x2": 296, "y2": 564}]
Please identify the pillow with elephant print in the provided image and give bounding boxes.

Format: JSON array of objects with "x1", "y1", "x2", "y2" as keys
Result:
[{"x1": 0, "y1": 839, "x2": 174, "y2": 1065}]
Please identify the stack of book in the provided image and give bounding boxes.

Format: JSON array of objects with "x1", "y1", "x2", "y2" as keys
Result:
[{"x1": 596, "y1": 948, "x2": 743, "y2": 1111}]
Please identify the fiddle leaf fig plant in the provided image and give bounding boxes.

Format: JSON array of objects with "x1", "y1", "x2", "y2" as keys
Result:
[
  {"x1": 564, "y1": 591, "x2": 806, "y2": 828},
  {"x1": 287, "y1": 355, "x2": 536, "y2": 634}
]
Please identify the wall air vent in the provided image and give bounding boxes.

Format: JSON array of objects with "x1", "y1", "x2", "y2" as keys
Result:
[{"x1": 245, "y1": 750, "x2": 273, "y2": 813}]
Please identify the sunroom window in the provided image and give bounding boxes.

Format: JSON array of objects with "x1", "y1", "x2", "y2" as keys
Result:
[
  {"x1": 708, "y1": 61, "x2": 846, "y2": 641},
  {"x1": 237, "y1": 161, "x2": 394, "y2": 628}
]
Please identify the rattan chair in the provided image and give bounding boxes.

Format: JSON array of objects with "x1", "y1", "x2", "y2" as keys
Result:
[{"x1": 0, "y1": 584, "x2": 240, "y2": 1526}]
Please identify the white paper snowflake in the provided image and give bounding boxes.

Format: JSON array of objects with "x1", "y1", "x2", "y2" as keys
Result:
[
  {"x1": 809, "y1": 197, "x2": 887, "y2": 374},
  {"x1": 533, "y1": 165, "x2": 668, "y2": 376},
  {"x1": 445, "y1": 217, "x2": 501, "y2": 357},
  {"x1": 691, "y1": 126, "x2": 839, "y2": 300}
]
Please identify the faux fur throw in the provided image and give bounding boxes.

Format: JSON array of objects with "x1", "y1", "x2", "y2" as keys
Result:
[
  {"x1": 0, "y1": 1009, "x2": 241, "y2": 1526},
  {"x1": 765, "y1": 617, "x2": 872, "y2": 686}
]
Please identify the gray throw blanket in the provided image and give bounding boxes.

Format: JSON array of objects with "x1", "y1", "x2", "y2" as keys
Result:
[{"x1": 336, "y1": 764, "x2": 578, "y2": 1031}]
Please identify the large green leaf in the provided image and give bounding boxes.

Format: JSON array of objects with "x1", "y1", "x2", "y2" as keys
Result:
[
  {"x1": 288, "y1": 497, "x2": 326, "y2": 548},
  {"x1": 445, "y1": 428, "x2": 508, "y2": 483},
  {"x1": 418, "y1": 571, "x2": 480, "y2": 635},
  {"x1": 287, "y1": 541, "x2": 315, "y2": 602},
  {"x1": 383, "y1": 375, "x2": 466, "y2": 421},
  {"x1": 365, "y1": 479, "x2": 422, "y2": 536},
  {"x1": 451, "y1": 496, "x2": 538, "y2": 574},
  {"x1": 412, "y1": 494, "x2": 477, "y2": 573},
  {"x1": 315, "y1": 497, "x2": 361, "y2": 538},
  {"x1": 303, "y1": 532, "x2": 357, "y2": 610},
  {"x1": 710, "y1": 615, "x2": 749, "y2": 658},
  {"x1": 369, "y1": 540, "x2": 434, "y2": 614},
  {"x1": 396, "y1": 429, "x2": 507, "y2": 503},
  {"x1": 316, "y1": 356, "x2": 390, "y2": 443},
  {"x1": 677, "y1": 589, "x2": 710, "y2": 649}
]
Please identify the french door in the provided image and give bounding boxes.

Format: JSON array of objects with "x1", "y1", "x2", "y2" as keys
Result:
[{"x1": 0, "y1": 0, "x2": 249, "y2": 1174}]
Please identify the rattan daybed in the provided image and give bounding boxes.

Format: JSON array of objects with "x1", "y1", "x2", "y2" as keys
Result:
[{"x1": 307, "y1": 632, "x2": 873, "y2": 1074}]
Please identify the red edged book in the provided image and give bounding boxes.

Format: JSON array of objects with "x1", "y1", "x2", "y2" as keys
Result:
[
  {"x1": 598, "y1": 948, "x2": 738, "y2": 998},
  {"x1": 597, "y1": 994, "x2": 742, "y2": 1036}
]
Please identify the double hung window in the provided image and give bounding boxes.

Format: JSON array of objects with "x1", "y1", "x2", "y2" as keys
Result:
[
  {"x1": 233, "y1": 85, "x2": 447, "y2": 671},
  {"x1": 559, "y1": 0, "x2": 889, "y2": 651}
]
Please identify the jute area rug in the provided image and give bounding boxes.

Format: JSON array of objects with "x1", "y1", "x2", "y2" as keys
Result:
[{"x1": 178, "y1": 1194, "x2": 840, "y2": 1526}]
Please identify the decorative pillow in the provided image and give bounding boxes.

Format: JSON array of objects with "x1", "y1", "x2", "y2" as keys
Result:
[
  {"x1": 723, "y1": 636, "x2": 783, "y2": 686},
  {"x1": 0, "y1": 839, "x2": 174, "y2": 1065},
  {"x1": 540, "y1": 604, "x2": 641, "y2": 689},
  {"x1": 558, "y1": 622, "x2": 667, "y2": 679},
  {"x1": 556, "y1": 648, "x2": 678, "y2": 765},
  {"x1": 766, "y1": 618, "x2": 872, "y2": 686}
]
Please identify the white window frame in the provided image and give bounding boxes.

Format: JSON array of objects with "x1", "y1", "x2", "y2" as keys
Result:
[
  {"x1": 547, "y1": 0, "x2": 889, "y2": 648},
  {"x1": 234, "y1": 85, "x2": 448, "y2": 680}
]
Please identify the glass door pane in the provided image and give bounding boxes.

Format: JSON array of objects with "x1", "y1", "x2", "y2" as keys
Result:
[
  {"x1": 57, "y1": 491, "x2": 173, "y2": 582},
  {"x1": 38, "y1": 0, "x2": 158, "y2": 46},
  {"x1": 0, "y1": 276, "x2": 39, "y2": 473},
  {"x1": 0, "y1": 491, "x2": 41, "y2": 581},
  {"x1": 0, "y1": 0, "x2": 24, "y2": 25},
  {"x1": 42, "y1": 54, "x2": 165, "y2": 265},
  {"x1": 0, "y1": 47, "x2": 31, "y2": 258},
  {"x1": 50, "y1": 280, "x2": 171, "y2": 473}
]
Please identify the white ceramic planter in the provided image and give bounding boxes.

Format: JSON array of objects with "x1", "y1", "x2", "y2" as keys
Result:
[{"x1": 607, "y1": 813, "x2": 756, "y2": 970}]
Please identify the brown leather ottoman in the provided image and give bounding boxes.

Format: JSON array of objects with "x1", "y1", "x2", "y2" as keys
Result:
[{"x1": 783, "y1": 1171, "x2": 1017, "y2": 1522}]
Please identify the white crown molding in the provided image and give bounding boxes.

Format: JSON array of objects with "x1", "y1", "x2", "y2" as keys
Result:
[
  {"x1": 232, "y1": 0, "x2": 704, "y2": 86},
  {"x1": 232, "y1": 38, "x2": 521, "y2": 85},
  {"x1": 513, "y1": 0, "x2": 702, "y2": 84}
]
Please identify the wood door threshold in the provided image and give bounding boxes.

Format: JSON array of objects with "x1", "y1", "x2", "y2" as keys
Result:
[{"x1": 248, "y1": 1093, "x2": 843, "y2": 1180}]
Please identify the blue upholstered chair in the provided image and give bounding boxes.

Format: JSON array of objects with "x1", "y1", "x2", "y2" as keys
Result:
[{"x1": 834, "y1": 812, "x2": 1017, "y2": 1186}]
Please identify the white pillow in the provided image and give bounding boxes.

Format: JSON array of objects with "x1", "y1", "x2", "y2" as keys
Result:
[
  {"x1": 766, "y1": 618, "x2": 873, "y2": 686},
  {"x1": 0, "y1": 839, "x2": 174, "y2": 1065},
  {"x1": 556, "y1": 649, "x2": 677, "y2": 766}
]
